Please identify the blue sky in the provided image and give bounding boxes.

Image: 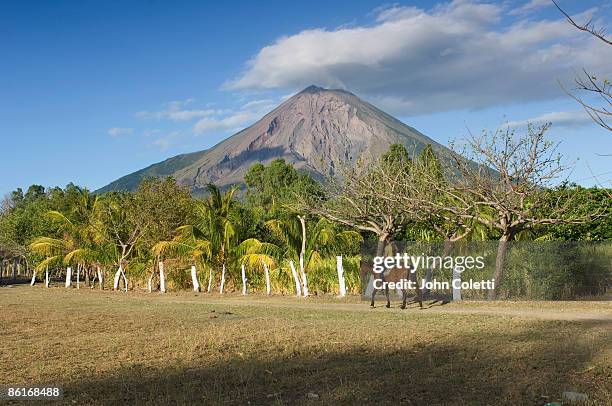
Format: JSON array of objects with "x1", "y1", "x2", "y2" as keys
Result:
[{"x1": 1, "y1": 0, "x2": 611, "y2": 195}]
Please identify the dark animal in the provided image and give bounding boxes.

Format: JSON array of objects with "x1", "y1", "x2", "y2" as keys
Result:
[{"x1": 362, "y1": 261, "x2": 423, "y2": 309}]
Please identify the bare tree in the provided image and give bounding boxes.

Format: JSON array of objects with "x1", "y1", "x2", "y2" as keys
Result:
[
  {"x1": 438, "y1": 123, "x2": 597, "y2": 298},
  {"x1": 379, "y1": 145, "x2": 474, "y2": 246},
  {"x1": 300, "y1": 156, "x2": 408, "y2": 257},
  {"x1": 298, "y1": 151, "x2": 425, "y2": 308},
  {"x1": 554, "y1": 0, "x2": 611, "y2": 132},
  {"x1": 553, "y1": 0, "x2": 611, "y2": 46}
]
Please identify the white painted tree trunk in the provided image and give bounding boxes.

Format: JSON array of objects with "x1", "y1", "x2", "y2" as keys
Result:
[
  {"x1": 122, "y1": 271, "x2": 128, "y2": 292},
  {"x1": 207, "y1": 268, "x2": 213, "y2": 293},
  {"x1": 452, "y1": 266, "x2": 462, "y2": 301},
  {"x1": 191, "y1": 265, "x2": 200, "y2": 292},
  {"x1": 65, "y1": 267, "x2": 72, "y2": 288},
  {"x1": 97, "y1": 267, "x2": 103, "y2": 290},
  {"x1": 336, "y1": 256, "x2": 346, "y2": 297},
  {"x1": 219, "y1": 263, "x2": 226, "y2": 294},
  {"x1": 299, "y1": 254, "x2": 309, "y2": 297},
  {"x1": 263, "y1": 261, "x2": 271, "y2": 295},
  {"x1": 300, "y1": 259, "x2": 308, "y2": 297},
  {"x1": 113, "y1": 266, "x2": 122, "y2": 290},
  {"x1": 30, "y1": 270, "x2": 36, "y2": 286},
  {"x1": 241, "y1": 263, "x2": 247, "y2": 295},
  {"x1": 159, "y1": 261, "x2": 166, "y2": 293},
  {"x1": 289, "y1": 261, "x2": 302, "y2": 296},
  {"x1": 45, "y1": 268, "x2": 49, "y2": 288},
  {"x1": 76, "y1": 264, "x2": 80, "y2": 289}
]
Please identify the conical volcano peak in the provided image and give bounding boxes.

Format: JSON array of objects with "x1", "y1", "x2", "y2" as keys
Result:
[
  {"x1": 301, "y1": 84, "x2": 325, "y2": 93},
  {"x1": 297, "y1": 84, "x2": 353, "y2": 97},
  {"x1": 98, "y1": 87, "x2": 449, "y2": 194}
]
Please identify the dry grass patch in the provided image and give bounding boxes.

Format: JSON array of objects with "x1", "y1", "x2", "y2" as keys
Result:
[{"x1": 1, "y1": 286, "x2": 610, "y2": 405}]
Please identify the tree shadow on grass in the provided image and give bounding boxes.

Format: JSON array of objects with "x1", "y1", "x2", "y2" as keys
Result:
[
  {"x1": 0, "y1": 276, "x2": 32, "y2": 286},
  {"x1": 60, "y1": 319, "x2": 610, "y2": 406}
]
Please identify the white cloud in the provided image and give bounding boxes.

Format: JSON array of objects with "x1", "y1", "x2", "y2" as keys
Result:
[
  {"x1": 150, "y1": 131, "x2": 183, "y2": 150},
  {"x1": 509, "y1": 0, "x2": 553, "y2": 16},
  {"x1": 227, "y1": 0, "x2": 610, "y2": 116},
  {"x1": 136, "y1": 99, "x2": 223, "y2": 121},
  {"x1": 193, "y1": 99, "x2": 277, "y2": 134},
  {"x1": 107, "y1": 127, "x2": 133, "y2": 137},
  {"x1": 506, "y1": 110, "x2": 594, "y2": 128},
  {"x1": 135, "y1": 97, "x2": 278, "y2": 137}
]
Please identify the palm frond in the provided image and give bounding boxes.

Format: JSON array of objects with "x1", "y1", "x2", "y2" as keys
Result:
[
  {"x1": 240, "y1": 253, "x2": 276, "y2": 269},
  {"x1": 29, "y1": 237, "x2": 67, "y2": 256},
  {"x1": 64, "y1": 248, "x2": 92, "y2": 264},
  {"x1": 34, "y1": 255, "x2": 63, "y2": 271}
]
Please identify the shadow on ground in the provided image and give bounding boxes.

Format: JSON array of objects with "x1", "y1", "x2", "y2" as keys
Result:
[{"x1": 59, "y1": 322, "x2": 610, "y2": 406}]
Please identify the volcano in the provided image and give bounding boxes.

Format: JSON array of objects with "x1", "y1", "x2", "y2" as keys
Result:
[{"x1": 97, "y1": 85, "x2": 450, "y2": 193}]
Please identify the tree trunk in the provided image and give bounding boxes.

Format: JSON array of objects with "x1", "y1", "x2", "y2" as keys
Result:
[
  {"x1": 85, "y1": 267, "x2": 90, "y2": 287},
  {"x1": 207, "y1": 268, "x2": 213, "y2": 293},
  {"x1": 219, "y1": 263, "x2": 226, "y2": 294},
  {"x1": 12, "y1": 258, "x2": 17, "y2": 281},
  {"x1": 191, "y1": 265, "x2": 200, "y2": 292},
  {"x1": 76, "y1": 264, "x2": 80, "y2": 289},
  {"x1": 263, "y1": 261, "x2": 271, "y2": 295},
  {"x1": 452, "y1": 266, "x2": 462, "y2": 301},
  {"x1": 289, "y1": 261, "x2": 302, "y2": 296},
  {"x1": 375, "y1": 233, "x2": 389, "y2": 257},
  {"x1": 488, "y1": 234, "x2": 511, "y2": 300},
  {"x1": 241, "y1": 263, "x2": 247, "y2": 295},
  {"x1": 298, "y1": 215, "x2": 308, "y2": 296},
  {"x1": 298, "y1": 215, "x2": 307, "y2": 258},
  {"x1": 113, "y1": 266, "x2": 122, "y2": 290},
  {"x1": 45, "y1": 267, "x2": 49, "y2": 288},
  {"x1": 299, "y1": 264, "x2": 309, "y2": 297},
  {"x1": 97, "y1": 267, "x2": 104, "y2": 290},
  {"x1": 159, "y1": 261, "x2": 166, "y2": 293},
  {"x1": 65, "y1": 267, "x2": 72, "y2": 288},
  {"x1": 336, "y1": 255, "x2": 346, "y2": 297},
  {"x1": 367, "y1": 233, "x2": 389, "y2": 299},
  {"x1": 121, "y1": 269, "x2": 128, "y2": 292},
  {"x1": 30, "y1": 270, "x2": 36, "y2": 286}
]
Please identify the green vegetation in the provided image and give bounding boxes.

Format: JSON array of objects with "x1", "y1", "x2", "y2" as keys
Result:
[{"x1": 1, "y1": 132, "x2": 610, "y2": 298}]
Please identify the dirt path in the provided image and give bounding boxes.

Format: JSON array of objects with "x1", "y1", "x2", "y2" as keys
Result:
[
  {"x1": 159, "y1": 295, "x2": 612, "y2": 322},
  {"x1": 2, "y1": 285, "x2": 611, "y2": 322}
]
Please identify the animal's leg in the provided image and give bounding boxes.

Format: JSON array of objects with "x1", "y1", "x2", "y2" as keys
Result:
[
  {"x1": 400, "y1": 289, "x2": 407, "y2": 309},
  {"x1": 413, "y1": 272, "x2": 423, "y2": 309},
  {"x1": 385, "y1": 285, "x2": 390, "y2": 308},
  {"x1": 370, "y1": 279, "x2": 377, "y2": 307}
]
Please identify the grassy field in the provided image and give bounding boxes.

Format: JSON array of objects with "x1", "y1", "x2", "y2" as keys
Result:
[{"x1": 1, "y1": 285, "x2": 610, "y2": 405}]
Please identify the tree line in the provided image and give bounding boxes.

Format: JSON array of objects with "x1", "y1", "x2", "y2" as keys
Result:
[
  {"x1": 1, "y1": 123, "x2": 610, "y2": 298},
  {"x1": 0, "y1": 160, "x2": 361, "y2": 295}
]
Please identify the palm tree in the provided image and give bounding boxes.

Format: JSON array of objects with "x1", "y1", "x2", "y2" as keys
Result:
[
  {"x1": 202, "y1": 184, "x2": 237, "y2": 293},
  {"x1": 153, "y1": 184, "x2": 280, "y2": 294},
  {"x1": 266, "y1": 215, "x2": 361, "y2": 296},
  {"x1": 30, "y1": 188, "x2": 106, "y2": 288},
  {"x1": 235, "y1": 238, "x2": 280, "y2": 295},
  {"x1": 151, "y1": 225, "x2": 212, "y2": 292},
  {"x1": 152, "y1": 184, "x2": 238, "y2": 293},
  {"x1": 29, "y1": 236, "x2": 70, "y2": 287}
]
